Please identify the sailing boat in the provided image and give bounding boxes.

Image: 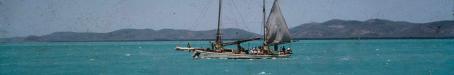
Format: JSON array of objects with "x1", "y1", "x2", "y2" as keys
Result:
[{"x1": 182, "y1": 0, "x2": 293, "y2": 59}]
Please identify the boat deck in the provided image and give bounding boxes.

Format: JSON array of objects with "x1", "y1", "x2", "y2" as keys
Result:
[{"x1": 196, "y1": 51, "x2": 290, "y2": 59}]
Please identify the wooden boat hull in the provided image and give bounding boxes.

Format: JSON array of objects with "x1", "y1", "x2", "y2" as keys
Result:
[{"x1": 196, "y1": 51, "x2": 290, "y2": 59}]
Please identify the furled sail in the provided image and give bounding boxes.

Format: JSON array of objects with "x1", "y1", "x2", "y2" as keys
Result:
[{"x1": 265, "y1": 0, "x2": 291, "y2": 45}]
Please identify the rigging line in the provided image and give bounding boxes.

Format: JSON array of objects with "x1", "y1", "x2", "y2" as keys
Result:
[
  {"x1": 191, "y1": 0, "x2": 212, "y2": 30},
  {"x1": 224, "y1": 0, "x2": 241, "y2": 30},
  {"x1": 222, "y1": 0, "x2": 243, "y2": 39},
  {"x1": 452, "y1": 0, "x2": 454, "y2": 20},
  {"x1": 227, "y1": 1, "x2": 241, "y2": 27},
  {"x1": 231, "y1": 0, "x2": 250, "y2": 33}
]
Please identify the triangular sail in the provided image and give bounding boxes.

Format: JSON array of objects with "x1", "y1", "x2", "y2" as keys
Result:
[{"x1": 265, "y1": 0, "x2": 291, "y2": 45}]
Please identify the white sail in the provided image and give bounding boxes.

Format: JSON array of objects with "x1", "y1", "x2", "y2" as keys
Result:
[{"x1": 265, "y1": 0, "x2": 291, "y2": 45}]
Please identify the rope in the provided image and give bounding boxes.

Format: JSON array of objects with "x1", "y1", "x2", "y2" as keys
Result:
[{"x1": 191, "y1": 0, "x2": 212, "y2": 30}]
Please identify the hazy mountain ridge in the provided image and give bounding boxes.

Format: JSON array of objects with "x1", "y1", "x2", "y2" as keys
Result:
[
  {"x1": 2, "y1": 28, "x2": 260, "y2": 42},
  {"x1": 1, "y1": 19, "x2": 453, "y2": 42},
  {"x1": 290, "y1": 19, "x2": 454, "y2": 39}
]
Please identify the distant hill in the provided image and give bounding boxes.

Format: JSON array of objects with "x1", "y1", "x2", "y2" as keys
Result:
[
  {"x1": 1, "y1": 19, "x2": 453, "y2": 42},
  {"x1": 2, "y1": 28, "x2": 260, "y2": 42},
  {"x1": 290, "y1": 19, "x2": 454, "y2": 39}
]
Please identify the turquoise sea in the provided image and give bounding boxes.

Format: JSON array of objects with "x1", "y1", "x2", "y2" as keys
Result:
[{"x1": 1, "y1": 39, "x2": 453, "y2": 75}]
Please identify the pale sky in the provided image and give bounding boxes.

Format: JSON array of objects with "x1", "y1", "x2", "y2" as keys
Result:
[{"x1": 0, "y1": 0, "x2": 453, "y2": 38}]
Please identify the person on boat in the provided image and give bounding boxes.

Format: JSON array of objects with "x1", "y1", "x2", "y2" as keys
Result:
[
  {"x1": 251, "y1": 47, "x2": 256, "y2": 55},
  {"x1": 281, "y1": 46, "x2": 286, "y2": 55},
  {"x1": 250, "y1": 48, "x2": 255, "y2": 54},
  {"x1": 243, "y1": 48, "x2": 248, "y2": 53},
  {"x1": 282, "y1": 46, "x2": 286, "y2": 50},
  {"x1": 187, "y1": 42, "x2": 191, "y2": 48},
  {"x1": 192, "y1": 51, "x2": 201, "y2": 59},
  {"x1": 239, "y1": 47, "x2": 245, "y2": 54},
  {"x1": 279, "y1": 50, "x2": 285, "y2": 55},
  {"x1": 210, "y1": 42, "x2": 214, "y2": 50},
  {"x1": 252, "y1": 47, "x2": 258, "y2": 55},
  {"x1": 286, "y1": 48, "x2": 292, "y2": 54},
  {"x1": 257, "y1": 46, "x2": 263, "y2": 55},
  {"x1": 274, "y1": 45, "x2": 279, "y2": 51},
  {"x1": 255, "y1": 50, "x2": 259, "y2": 55}
]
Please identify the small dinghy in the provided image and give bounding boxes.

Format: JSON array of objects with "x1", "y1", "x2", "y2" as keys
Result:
[{"x1": 175, "y1": 46, "x2": 195, "y2": 51}]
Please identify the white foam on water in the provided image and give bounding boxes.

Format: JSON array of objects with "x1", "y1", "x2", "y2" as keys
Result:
[
  {"x1": 89, "y1": 58, "x2": 95, "y2": 61},
  {"x1": 138, "y1": 46, "x2": 142, "y2": 49},
  {"x1": 375, "y1": 49, "x2": 380, "y2": 51},
  {"x1": 385, "y1": 59, "x2": 391, "y2": 65},
  {"x1": 338, "y1": 56, "x2": 352, "y2": 61},
  {"x1": 340, "y1": 57, "x2": 350, "y2": 61},
  {"x1": 259, "y1": 71, "x2": 266, "y2": 75},
  {"x1": 125, "y1": 53, "x2": 131, "y2": 56},
  {"x1": 258, "y1": 71, "x2": 271, "y2": 75}
]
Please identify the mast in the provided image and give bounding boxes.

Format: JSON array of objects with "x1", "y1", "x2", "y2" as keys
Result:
[
  {"x1": 262, "y1": 0, "x2": 267, "y2": 46},
  {"x1": 215, "y1": 0, "x2": 223, "y2": 50}
]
